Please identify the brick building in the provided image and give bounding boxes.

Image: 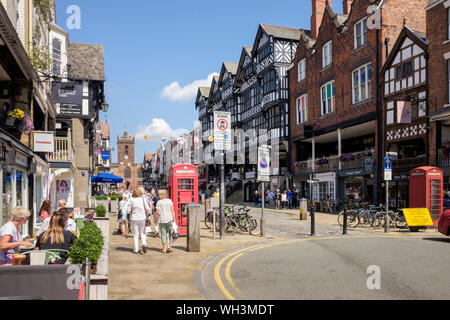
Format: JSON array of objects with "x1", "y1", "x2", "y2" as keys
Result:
[
  {"x1": 289, "y1": 0, "x2": 428, "y2": 204},
  {"x1": 112, "y1": 131, "x2": 144, "y2": 191},
  {"x1": 427, "y1": 0, "x2": 450, "y2": 191}
]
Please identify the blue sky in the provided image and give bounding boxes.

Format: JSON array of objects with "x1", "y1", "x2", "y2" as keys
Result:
[{"x1": 56, "y1": 0, "x2": 344, "y2": 163}]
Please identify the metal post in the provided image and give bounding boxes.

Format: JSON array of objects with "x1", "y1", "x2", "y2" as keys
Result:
[
  {"x1": 85, "y1": 257, "x2": 91, "y2": 301},
  {"x1": 220, "y1": 153, "x2": 225, "y2": 239},
  {"x1": 261, "y1": 182, "x2": 265, "y2": 237},
  {"x1": 213, "y1": 208, "x2": 216, "y2": 240},
  {"x1": 385, "y1": 180, "x2": 390, "y2": 233},
  {"x1": 310, "y1": 173, "x2": 315, "y2": 237},
  {"x1": 343, "y1": 206, "x2": 348, "y2": 235}
]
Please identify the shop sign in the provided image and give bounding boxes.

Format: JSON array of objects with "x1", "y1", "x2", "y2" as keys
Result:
[
  {"x1": 245, "y1": 172, "x2": 256, "y2": 179},
  {"x1": 52, "y1": 82, "x2": 83, "y2": 105},
  {"x1": 101, "y1": 151, "x2": 110, "y2": 160},
  {"x1": 403, "y1": 208, "x2": 434, "y2": 227},
  {"x1": 231, "y1": 172, "x2": 242, "y2": 180},
  {"x1": 339, "y1": 169, "x2": 364, "y2": 177},
  {"x1": 59, "y1": 103, "x2": 82, "y2": 116},
  {"x1": 34, "y1": 132, "x2": 55, "y2": 153},
  {"x1": 363, "y1": 157, "x2": 375, "y2": 172},
  {"x1": 393, "y1": 174, "x2": 409, "y2": 181}
]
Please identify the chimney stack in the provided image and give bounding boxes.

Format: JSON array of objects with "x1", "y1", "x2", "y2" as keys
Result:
[
  {"x1": 311, "y1": 0, "x2": 331, "y2": 39},
  {"x1": 343, "y1": 0, "x2": 353, "y2": 15}
]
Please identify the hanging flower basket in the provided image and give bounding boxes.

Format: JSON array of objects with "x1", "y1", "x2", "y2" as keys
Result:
[
  {"x1": 295, "y1": 162, "x2": 308, "y2": 169},
  {"x1": 5, "y1": 108, "x2": 33, "y2": 136},
  {"x1": 317, "y1": 158, "x2": 328, "y2": 165},
  {"x1": 5, "y1": 116, "x2": 16, "y2": 127}
]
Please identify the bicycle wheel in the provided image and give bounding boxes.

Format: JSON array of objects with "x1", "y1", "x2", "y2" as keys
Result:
[
  {"x1": 348, "y1": 211, "x2": 360, "y2": 228},
  {"x1": 373, "y1": 213, "x2": 384, "y2": 229},
  {"x1": 337, "y1": 211, "x2": 345, "y2": 227},
  {"x1": 204, "y1": 212, "x2": 213, "y2": 229},
  {"x1": 394, "y1": 212, "x2": 408, "y2": 229},
  {"x1": 248, "y1": 218, "x2": 258, "y2": 235},
  {"x1": 225, "y1": 218, "x2": 238, "y2": 235}
]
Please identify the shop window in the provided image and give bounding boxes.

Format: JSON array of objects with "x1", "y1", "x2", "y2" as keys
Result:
[
  {"x1": 16, "y1": 171, "x2": 23, "y2": 208},
  {"x1": 2, "y1": 167, "x2": 13, "y2": 226}
]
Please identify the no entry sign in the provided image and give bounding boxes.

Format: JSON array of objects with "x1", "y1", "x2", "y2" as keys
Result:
[{"x1": 214, "y1": 111, "x2": 231, "y2": 151}]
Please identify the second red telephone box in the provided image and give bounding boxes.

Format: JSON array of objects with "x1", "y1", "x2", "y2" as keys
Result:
[
  {"x1": 409, "y1": 166, "x2": 444, "y2": 226},
  {"x1": 168, "y1": 164, "x2": 199, "y2": 236}
]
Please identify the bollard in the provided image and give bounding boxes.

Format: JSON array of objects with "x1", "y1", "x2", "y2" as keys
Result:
[
  {"x1": 343, "y1": 207, "x2": 348, "y2": 235},
  {"x1": 187, "y1": 203, "x2": 201, "y2": 252},
  {"x1": 300, "y1": 199, "x2": 308, "y2": 221}
]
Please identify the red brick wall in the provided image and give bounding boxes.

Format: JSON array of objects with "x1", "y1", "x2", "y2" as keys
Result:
[
  {"x1": 289, "y1": 0, "x2": 428, "y2": 173},
  {"x1": 427, "y1": 1, "x2": 450, "y2": 165}
]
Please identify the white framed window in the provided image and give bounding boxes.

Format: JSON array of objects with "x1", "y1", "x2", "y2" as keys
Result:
[
  {"x1": 16, "y1": 0, "x2": 20, "y2": 35},
  {"x1": 296, "y1": 94, "x2": 308, "y2": 124},
  {"x1": 321, "y1": 81, "x2": 335, "y2": 115},
  {"x1": 387, "y1": 101, "x2": 395, "y2": 125},
  {"x1": 354, "y1": 18, "x2": 368, "y2": 49},
  {"x1": 352, "y1": 63, "x2": 373, "y2": 104},
  {"x1": 322, "y1": 41, "x2": 332, "y2": 68},
  {"x1": 298, "y1": 59, "x2": 306, "y2": 82}
]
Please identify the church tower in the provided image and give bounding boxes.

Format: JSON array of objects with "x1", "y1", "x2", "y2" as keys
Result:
[{"x1": 117, "y1": 131, "x2": 135, "y2": 165}]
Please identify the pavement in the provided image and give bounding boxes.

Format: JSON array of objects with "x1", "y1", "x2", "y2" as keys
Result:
[{"x1": 107, "y1": 204, "x2": 442, "y2": 300}]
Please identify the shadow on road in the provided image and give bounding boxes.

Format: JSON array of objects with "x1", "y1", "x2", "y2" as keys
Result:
[{"x1": 421, "y1": 237, "x2": 450, "y2": 243}]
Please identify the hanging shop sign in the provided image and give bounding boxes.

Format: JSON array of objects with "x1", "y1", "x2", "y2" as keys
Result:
[
  {"x1": 33, "y1": 132, "x2": 55, "y2": 153},
  {"x1": 52, "y1": 82, "x2": 83, "y2": 105}
]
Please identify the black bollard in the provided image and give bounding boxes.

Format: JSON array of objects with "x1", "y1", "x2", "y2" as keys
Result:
[{"x1": 343, "y1": 206, "x2": 348, "y2": 235}]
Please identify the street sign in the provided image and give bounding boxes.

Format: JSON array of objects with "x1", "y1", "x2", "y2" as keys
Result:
[
  {"x1": 214, "y1": 111, "x2": 231, "y2": 151},
  {"x1": 258, "y1": 146, "x2": 270, "y2": 182},
  {"x1": 384, "y1": 157, "x2": 392, "y2": 181}
]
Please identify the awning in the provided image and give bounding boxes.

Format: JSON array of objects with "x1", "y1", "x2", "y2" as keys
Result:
[
  {"x1": 91, "y1": 173, "x2": 123, "y2": 184},
  {"x1": 430, "y1": 108, "x2": 450, "y2": 122}
]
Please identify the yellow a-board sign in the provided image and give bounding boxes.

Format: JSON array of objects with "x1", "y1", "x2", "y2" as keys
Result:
[{"x1": 403, "y1": 208, "x2": 434, "y2": 227}]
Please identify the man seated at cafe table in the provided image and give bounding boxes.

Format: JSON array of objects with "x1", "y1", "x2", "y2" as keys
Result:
[{"x1": 0, "y1": 207, "x2": 34, "y2": 266}]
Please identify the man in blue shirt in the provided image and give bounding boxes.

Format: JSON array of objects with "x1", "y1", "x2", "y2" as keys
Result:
[{"x1": 286, "y1": 190, "x2": 292, "y2": 209}]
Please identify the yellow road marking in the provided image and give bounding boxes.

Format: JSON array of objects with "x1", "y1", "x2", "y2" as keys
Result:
[{"x1": 214, "y1": 235, "x2": 401, "y2": 300}]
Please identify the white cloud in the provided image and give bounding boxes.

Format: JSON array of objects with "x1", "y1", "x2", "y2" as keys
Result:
[
  {"x1": 161, "y1": 72, "x2": 219, "y2": 102},
  {"x1": 135, "y1": 119, "x2": 188, "y2": 142}
]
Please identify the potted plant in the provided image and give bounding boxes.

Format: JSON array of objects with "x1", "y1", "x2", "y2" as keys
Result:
[
  {"x1": 95, "y1": 195, "x2": 109, "y2": 212},
  {"x1": 68, "y1": 221, "x2": 104, "y2": 274},
  {"x1": 5, "y1": 108, "x2": 34, "y2": 139},
  {"x1": 109, "y1": 194, "x2": 119, "y2": 213},
  {"x1": 95, "y1": 205, "x2": 107, "y2": 218}
]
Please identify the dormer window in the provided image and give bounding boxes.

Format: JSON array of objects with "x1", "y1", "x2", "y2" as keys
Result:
[
  {"x1": 322, "y1": 41, "x2": 332, "y2": 68},
  {"x1": 354, "y1": 18, "x2": 368, "y2": 49},
  {"x1": 298, "y1": 59, "x2": 306, "y2": 82}
]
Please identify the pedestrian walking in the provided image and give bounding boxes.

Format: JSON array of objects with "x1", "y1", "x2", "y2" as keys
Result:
[
  {"x1": 152, "y1": 193, "x2": 161, "y2": 237},
  {"x1": 286, "y1": 189, "x2": 292, "y2": 209},
  {"x1": 118, "y1": 197, "x2": 130, "y2": 238},
  {"x1": 127, "y1": 188, "x2": 152, "y2": 254},
  {"x1": 292, "y1": 189, "x2": 299, "y2": 209},
  {"x1": 155, "y1": 190, "x2": 176, "y2": 254},
  {"x1": 276, "y1": 190, "x2": 281, "y2": 209},
  {"x1": 281, "y1": 191, "x2": 288, "y2": 209},
  {"x1": 38, "y1": 200, "x2": 52, "y2": 221}
]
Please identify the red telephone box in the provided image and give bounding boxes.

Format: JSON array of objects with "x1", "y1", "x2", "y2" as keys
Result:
[
  {"x1": 168, "y1": 164, "x2": 199, "y2": 236},
  {"x1": 409, "y1": 167, "x2": 444, "y2": 226}
]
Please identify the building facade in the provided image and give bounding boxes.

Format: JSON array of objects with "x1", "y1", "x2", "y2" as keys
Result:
[
  {"x1": 427, "y1": 0, "x2": 450, "y2": 192},
  {"x1": 289, "y1": 0, "x2": 428, "y2": 205}
]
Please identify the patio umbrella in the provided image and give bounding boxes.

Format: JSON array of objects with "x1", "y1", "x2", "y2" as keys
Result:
[{"x1": 91, "y1": 173, "x2": 123, "y2": 184}]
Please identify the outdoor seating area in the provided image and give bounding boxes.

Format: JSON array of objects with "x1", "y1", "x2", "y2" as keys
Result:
[{"x1": 0, "y1": 208, "x2": 109, "y2": 300}]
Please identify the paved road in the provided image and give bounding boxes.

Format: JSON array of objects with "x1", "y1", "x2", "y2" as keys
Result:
[{"x1": 199, "y1": 236, "x2": 450, "y2": 300}]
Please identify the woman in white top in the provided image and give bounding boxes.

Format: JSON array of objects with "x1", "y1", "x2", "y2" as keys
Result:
[
  {"x1": 0, "y1": 207, "x2": 33, "y2": 265},
  {"x1": 155, "y1": 190, "x2": 176, "y2": 254},
  {"x1": 127, "y1": 188, "x2": 151, "y2": 254}
]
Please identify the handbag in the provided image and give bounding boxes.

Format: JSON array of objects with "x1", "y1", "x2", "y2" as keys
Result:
[
  {"x1": 142, "y1": 197, "x2": 152, "y2": 226},
  {"x1": 170, "y1": 222, "x2": 179, "y2": 241}
]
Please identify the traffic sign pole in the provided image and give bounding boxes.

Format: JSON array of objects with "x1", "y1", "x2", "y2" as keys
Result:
[{"x1": 260, "y1": 182, "x2": 265, "y2": 237}]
